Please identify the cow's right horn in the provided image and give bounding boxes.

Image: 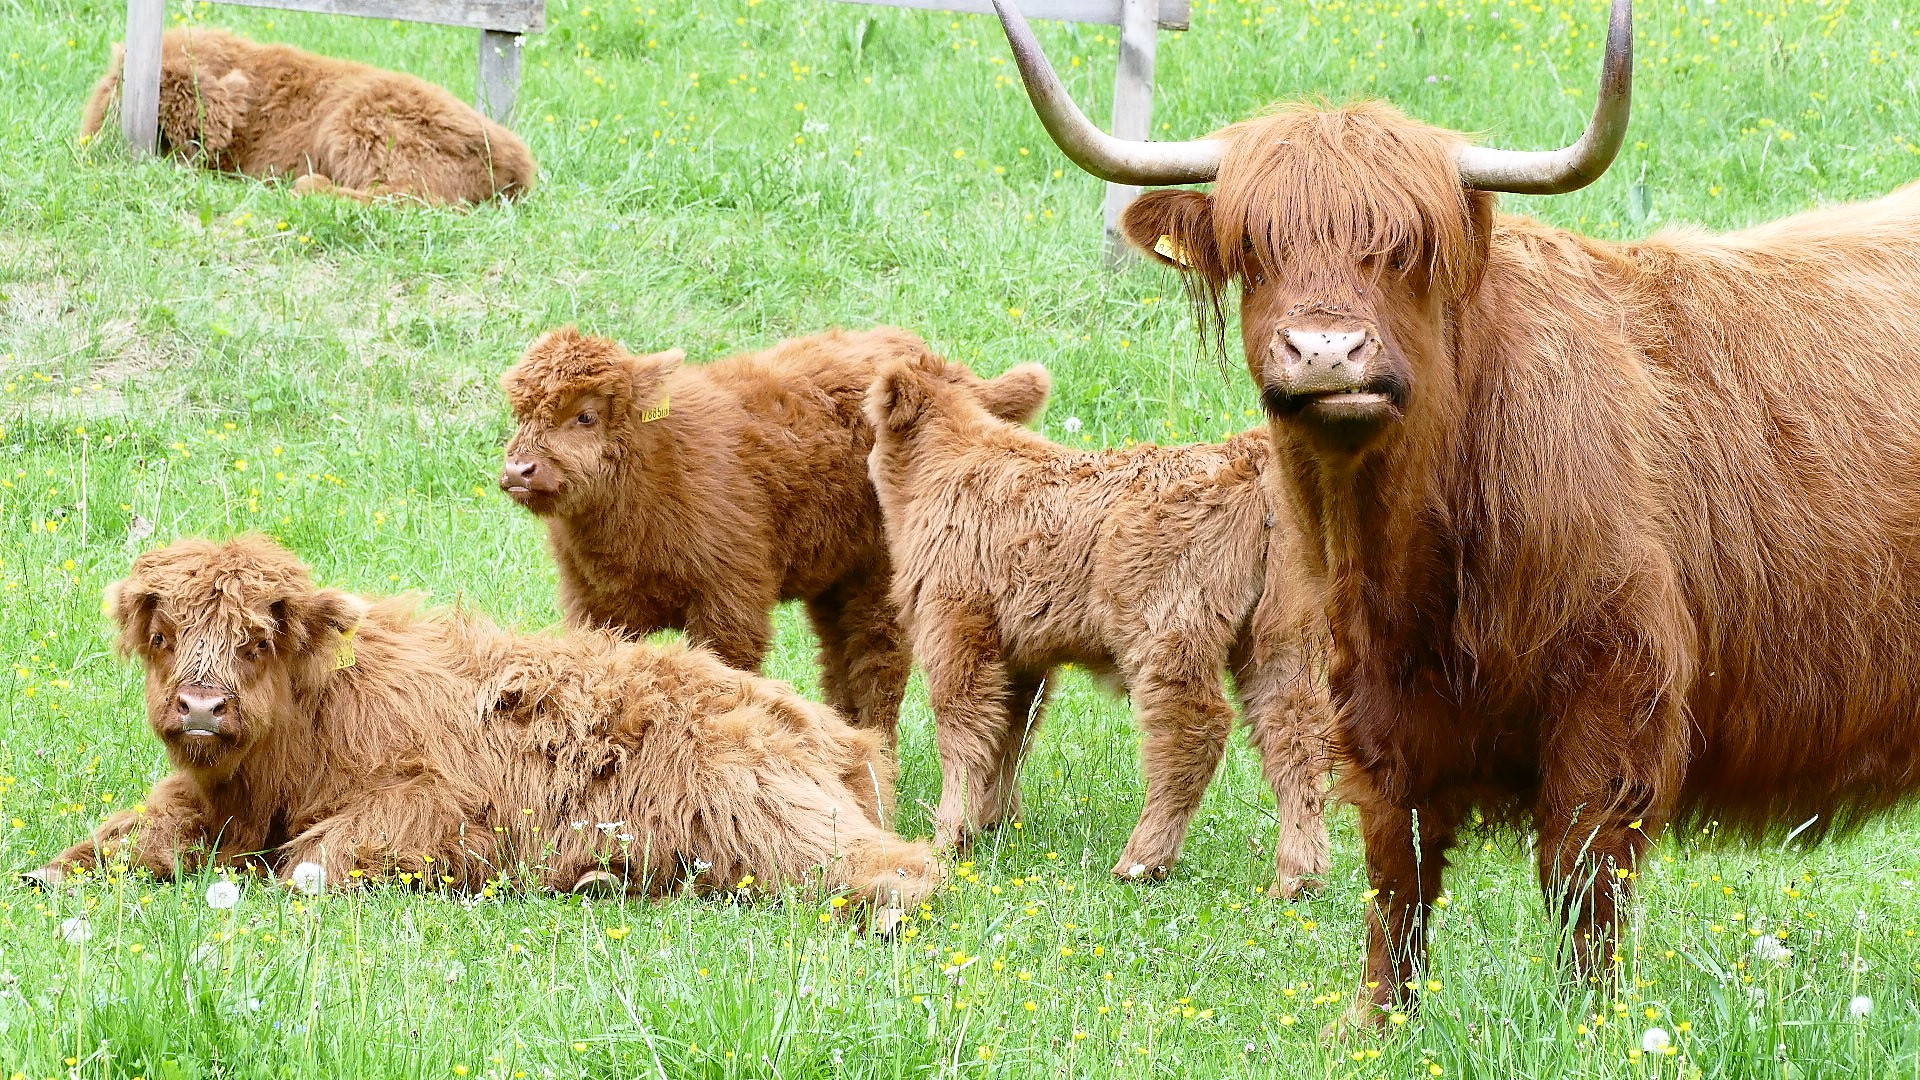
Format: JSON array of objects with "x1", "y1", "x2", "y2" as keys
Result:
[{"x1": 992, "y1": 0, "x2": 1223, "y2": 186}]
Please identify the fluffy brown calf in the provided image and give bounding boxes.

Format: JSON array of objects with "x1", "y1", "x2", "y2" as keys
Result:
[
  {"x1": 866, "y1": 354, "x2": 1331, "y2": 896},
  {"x1": 500, "y1": 327, "x2": 1050, "y2": 738},
  {"x1": 81, "y1": 28, "x2": 535, "y2": 204},
  {"x1": 33, "y1": 536, "x2": 940, "y2": 914}
]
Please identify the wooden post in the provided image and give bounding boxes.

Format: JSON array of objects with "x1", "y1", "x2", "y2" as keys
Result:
[
  {"x1": 122, "y1": 0, "x2": 166, "y2": 155},
  {"x1": 1102, "y1": 0, "x2": 1157, "y2": 267},
  {"x1": 477, "y1": 28, "x2": 521, "y2": 122}
]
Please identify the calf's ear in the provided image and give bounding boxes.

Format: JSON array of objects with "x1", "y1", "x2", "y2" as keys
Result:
[
  {"x1": 1120, "y1": 190, "x2": 1226, "y2": 281},
  {"x1": 156, "y1": 66, "x2": 252, "y2": 155},
  {"x1": 623, "y1": 347, "x2": 684, "y2": 417},
  {"x1": 865, "y1": 363, "x2": 944, "y2": 436},
  {"x1": 272, "y1": 588, "x2": 368, "y2": 659},
  {"x1": 975, "y1": 363, "x2": 1051, "y2": 426},
  {"x1": 104, "y1": 579, "x2": 158, "y2": 657}
]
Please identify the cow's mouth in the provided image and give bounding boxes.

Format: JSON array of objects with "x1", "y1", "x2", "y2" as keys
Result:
[
  {"x1": 1263, "y1": 384, "x2": 1406, "y2": 421},
  {"x1": 501, "y1": 484, "x2": 560, "y2": 512}
]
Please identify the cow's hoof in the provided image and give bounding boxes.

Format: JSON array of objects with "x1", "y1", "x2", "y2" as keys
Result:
[
  {"x1": 571, "y1": 870, "x2": 623, "y2": 898},
  {"x1": 21, "y1": 866, "x2": 65, "y2": 890}
]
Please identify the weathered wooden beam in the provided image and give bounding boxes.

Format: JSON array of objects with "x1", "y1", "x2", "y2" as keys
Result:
[
  {"x1": 1102, "y1": 0, "x2": 1156, "y2": 266},
  {"x1": 476, "y1": 27, "x2": 522, "y2": 122},
  {"x1": 212, "y1": 0, "x2": 545, "y2": 34},
  {"x1": 833, "y1": 0, "x2": 1188, "y2": 32},
  {"x1": 121, "y1": 0, "x2": 166, "y2": 155}
]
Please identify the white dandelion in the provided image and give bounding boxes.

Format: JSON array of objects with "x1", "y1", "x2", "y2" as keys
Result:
[
  {"x1": 289, "y1": 862, "x2": 327, "y2": 896},
  {"x1": 1850, "y1": 995, "x2": 1873, "y2": 1019},
  {"x1": 57, "y1": 917, "x2": 90, "y2": 944},
  {"x1": 1641, "y1": 1027, "x2": 1671, "y2": 1054},
  {"x1": 1061, "y1": 416, "x2": 1083, "y2": 434},
  {"x1": 205, "y1": 879, "x2": 240, "y2": 910},
  {"x1": 1751, "y1": 934, "x2": 1790, "y2": 963}
]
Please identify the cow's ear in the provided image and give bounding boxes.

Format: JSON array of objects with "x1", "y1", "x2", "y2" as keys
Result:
[
  {"x1": 273, "y1": 589, "x2": 367, "y2": 660},
  {"x1": 865, "y1": 360, "x2": 948, "y2": 436},
  {"x1": 1120, "y1": 190, "x2": 1225, "y2": 280},
  {"x1": 622, "y1": 348, "x2": 683, "y2": 420},
  {"x1": 105, "y1": 579, "x2": 158, "y2": 658},
  {"x1": 973, "y1": 363, "x2": 1051, "y2": 426},
  {"x1": 156, "y1": 65, "x2": 252, "y2": 154}
]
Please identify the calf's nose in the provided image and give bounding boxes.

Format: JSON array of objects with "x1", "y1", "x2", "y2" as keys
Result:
[
  {"x1": 500, "y1": 459, "x2": 539, "y2": 489},
  {"x1": 175, "y1": 687, "x2": 228, "y2": 736},
  {"x1": 1283, "y1": 328, "x2": 1369, "y2": 370}
]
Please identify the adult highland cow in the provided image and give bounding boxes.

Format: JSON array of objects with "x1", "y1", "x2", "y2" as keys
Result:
[
  {"x1": 81, "y1": 29, "x2": 535, "y2": 204},
  {"x1": 31, "y1": 536, "x2": 941, "y2": 917},
  {"x1": 867, "y1": 353, "x2": 1331, "y2": 897},
  {"x1": 500, "y1": 327, "x2": 1049, "y2": 738},
  {"x1": 996, "y1": 0, "x2": 1920, "y2": 1025}
]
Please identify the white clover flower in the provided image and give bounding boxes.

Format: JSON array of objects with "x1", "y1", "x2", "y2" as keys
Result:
[
  {"x1": 1751, "y1": 934, "x2": 1790, "y2": 963},
  {"x1": 1850, "y1": 995, "x2": 1873, "y2": 1019},
  {"x1": 1061, "y1": 416, "x2": 1083, "y2": 434},
  {"x1": 205, "y1": 879, "x2": 240, "y2": 910},
  {"x1": 57, "y1": 917, "x2": 90, "y2": 944},
  {"x1": 1641, "y1": 1028, "x2": 1671, "y2": 1054},
  {"x1": 290, "y1": 862, "x2": 327, "y2": 896},
  {"x1": 445, "y1": 960, "x2": 466, "y2": 984}
]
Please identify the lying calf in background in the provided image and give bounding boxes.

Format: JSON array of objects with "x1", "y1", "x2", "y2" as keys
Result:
[
  {"x1": 867, "y1": 355, "x2": 1331, "y2": 897},
  {"x1": 500, "y1": 326, "x2": 1049, "y2": 739},
  {"x1": 31, "y1": 536, "x2": 940, "y2": 916},
  {"x1": 81, "y1": 28, "x2": 535, "y2": 204}
]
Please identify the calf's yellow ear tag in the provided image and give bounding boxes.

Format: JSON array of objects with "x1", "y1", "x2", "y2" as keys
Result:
[
  {"x1": 640, "y1": 394, "x2": 671, "y2": 424},
  {"x1": 334, "y1": 622, "x2": 360, "y2": 671},
  {"x1": 1154, "y1": 234, "x2": 1193, "y2": 267}
]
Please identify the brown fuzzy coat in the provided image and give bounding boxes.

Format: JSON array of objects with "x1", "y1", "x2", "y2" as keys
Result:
[
  {"x1": 35, "y1": 536, "x2": 940, "y2": 914},
  {"x1": 865, "y1": 353, "x2": 1331, "y2": 896},
  {"x1": 500, "y1": 327, "x2": 1050, "y2": 738},
  {"x1": 81, "y1": 28, "x2": 535, "y2": 204}
]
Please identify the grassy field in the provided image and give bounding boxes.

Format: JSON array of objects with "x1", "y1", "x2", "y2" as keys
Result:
[{"x1": 4, "y1": 0, "x2": 1920, "y2": 1075}]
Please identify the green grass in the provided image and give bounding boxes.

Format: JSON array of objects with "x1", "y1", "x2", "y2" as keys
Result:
[{"x1": 3, "y1": 0, "x2": 1920, "y2": 1075}]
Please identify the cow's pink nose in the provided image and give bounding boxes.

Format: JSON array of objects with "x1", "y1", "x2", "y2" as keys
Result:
[
  {"x1": 501, "y1": 459, "x2": 538, "y2": 489},
  {"x1": 1283, "y1": 328, "x2": 1370, "y2": 370},
  {"x1": 175, "y1": 687, "x2": 228, "y2": 736}
]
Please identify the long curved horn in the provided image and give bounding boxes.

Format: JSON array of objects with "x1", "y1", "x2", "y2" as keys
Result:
[
  {"x1": 1455, "y1": 0, "x2": 1632, "y2": 194},
  {"x1": 992, "y1": 0, "x2": 1223, "y2": 186}
]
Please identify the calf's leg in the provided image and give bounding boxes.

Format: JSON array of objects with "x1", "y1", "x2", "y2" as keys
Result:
[
  {"x1": 685, "y1": 591, "x2": 775, "y2": 673},
  {"x1": 988, "y1": 668, "x2": 1053, "y2": 830},
  {"x1": 917, "y1": 602, "x2": 1013, "y2": 851},
  {"x1": 808, "y1": 575, "x2": 911, "y2": 739},
  {"x1": 1233, "y1": 637, "x2": 1332, "y2": 899},
  {"x1": 1113, "y1": 651, "x2": 1234, "y2": 881},
  {"x1": 32, "y1": 773, "x2": 217, "y2": 884}
]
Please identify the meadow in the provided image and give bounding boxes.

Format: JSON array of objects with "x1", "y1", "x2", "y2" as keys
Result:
[{"x1": 3, "y1": 0, "x2": 1920, "y2": 1075}]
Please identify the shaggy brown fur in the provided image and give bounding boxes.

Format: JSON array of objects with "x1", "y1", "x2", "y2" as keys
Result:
[
  {"x1": 500, "y1": 326, "x2": 1050, "y2": 738},
  {"x1": 80, "y1": 28, "x2": 535, "y2": 204},
  {"x1": 866, "y1": 353, "x2": 1331, "y2": 896},
  {"x1": 1121, "y1": 100, "x2": 1920, "y2": 1022},
  {"x1": 33, "y1": 536, "x2": 940, "y2": 915}
]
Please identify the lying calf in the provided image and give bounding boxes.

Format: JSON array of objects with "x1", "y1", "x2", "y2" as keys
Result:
[
  {"x1": 82, "y1": 28, "x2": 535, "y2": 204},
  {"x1": 32, "y1": 536, "x2": 939, "y2": 914},
  {"x1": 500, "y1": 326, "x2": 1049, "y2": 738},
  {"x1": 867, "y1": 355, "x2": 1331, "y2": 896}
]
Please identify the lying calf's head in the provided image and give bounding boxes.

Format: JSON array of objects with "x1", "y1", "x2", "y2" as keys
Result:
[
  {"x1": 499, "y1": 328, "x2": 684, "y2": 517},
  {"x1": 107, "y1": 536, "x2": 363, "y2": 775}
]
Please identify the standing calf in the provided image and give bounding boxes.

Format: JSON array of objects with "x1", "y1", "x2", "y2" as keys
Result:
[
  {"x1": 81, "y1": 28, "x2": 535, "y2": 204},
  {"x1": 33, "y1": 536, "x2": 941, "y2": 914},
  {"x1": 866, "y1": 354, "x2": 1330, "y2": 896},
  {"x1": 500, "y1": 327, "x2": 1049, "y2": 738}
]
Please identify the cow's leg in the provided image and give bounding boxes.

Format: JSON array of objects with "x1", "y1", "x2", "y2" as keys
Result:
[
  {"x1": 809, "y1": 575, "x2": 911, "y2": 740},
  {"x1": 30, "y1": 773, "x2": 215, "y2": 885},
  {"x1": 917, "y1": 601, "x2": 1011, "y2": 851},
  {"x1": 1232, "y1": 635, "x2": 1332, "y2": 899},
  {"x1": 277, "y1": 784, "x2": 473, "y2": 889},
  {"x1": 1343, "y1": 794, "x2": 1461, "y2": 1029},
  {"x1": 1535, "y1": 678, "x2": 1679, "y2": 981},
  {"x1": 1113, "y1": 651, "x2": 1235, "y2": 881},
  {"x1": 685, "y1": 590, "x2": 775, "y2": 673},
  {"x1": 987, "y1": 668, "x2": 1052, "y2": 830}
]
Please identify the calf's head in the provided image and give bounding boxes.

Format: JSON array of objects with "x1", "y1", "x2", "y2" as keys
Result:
[
  {"x1": 990, "y1": 0, "x2": 1631, "y2": 456},
  {"x1": 499, "y1": 328, "x2": 684, "y2": 516},
  {"x1": 108, "y1": 536, "x2": 363, "y2": 776}
]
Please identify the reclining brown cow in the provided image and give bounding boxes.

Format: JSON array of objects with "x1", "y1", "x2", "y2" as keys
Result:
[{"x1": 30, "y1": 536, "x2": 940, "y2": 917}]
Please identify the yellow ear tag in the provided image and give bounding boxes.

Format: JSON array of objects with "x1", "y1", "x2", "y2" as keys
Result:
[
  {"x1": 333, "y1": 623, "x2": 360, "y2": 671},
  {"x1": 640, "y1": 394, "x2": 671, "y2": 424},
  {"x1": 1154, "y1": 234, "x2": 1193, "y2": 267}
]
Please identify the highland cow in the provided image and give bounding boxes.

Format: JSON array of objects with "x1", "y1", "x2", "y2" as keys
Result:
[
  {"x1": 866, "y1": 353, "x2": 1331, "y2": 896},
  {"x1": 30, "y1": 536, "x2": 941, "y2": 916},
  {"x1": 500, "y1": 327, "x2": 1050, "y2": 738},
  {"x1": 998, "y1": 0, "x2": 1920, "y2": 1025},
  {"x1": 81, "y1": 28, "x2": 535, "y2": 204}
]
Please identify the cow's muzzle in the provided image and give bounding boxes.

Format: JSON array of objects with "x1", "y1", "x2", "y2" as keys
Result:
[{"x1": 174, "y1": 684, "x2": 230, "y2": 737}]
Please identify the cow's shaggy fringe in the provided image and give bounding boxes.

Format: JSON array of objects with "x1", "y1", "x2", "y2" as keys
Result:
[
  {"x1": 500, "y1": 326, "x2": 1049, "y2": 737},
  {"x1": 866, "y1": 352, "x2": 1331, "y2": 896},
  {"x1": 1122, "y1": 99, "x2": 1920, "y2": 1022},
  {"x1": 81, "y1": 28, "x2": 535, "y2": 204},
  {"x1": 39, "y1": 536, "x2": 942, "y2": 914}
]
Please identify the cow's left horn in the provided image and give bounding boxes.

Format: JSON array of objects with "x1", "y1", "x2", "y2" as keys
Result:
[
  {"x1": 992, "y1": 0, "x2": 1223, "y2": 186},
  {"x1": 1455, "y1": 0, "x2": 1632, "y2": 194}
]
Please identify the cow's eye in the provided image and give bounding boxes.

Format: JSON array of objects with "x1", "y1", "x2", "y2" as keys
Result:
[
  {"x1": 575, "y1": 410, "x2": 597, "y2": 427},
  {"x1": 149, "y1": 632, "x2": 167, "y2": 649},
  {"x1": 253, "y1": 638, "x2": 271, "y2": 654}
]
